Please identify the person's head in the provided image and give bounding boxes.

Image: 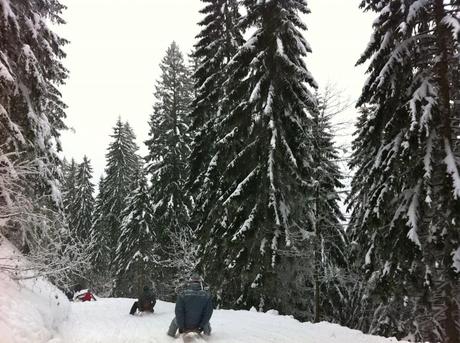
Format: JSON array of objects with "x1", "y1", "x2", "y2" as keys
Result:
[
  {"x1": 187, "y1": 273, "x2": 204, "y2": 290},
  {"x1": 189, "y1": 274, "x2": 202, "y2": 283}
]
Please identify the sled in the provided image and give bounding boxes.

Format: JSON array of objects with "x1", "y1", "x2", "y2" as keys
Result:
[
  {"x1": 136, "y1": 309, "x2": 154, "y2": 316},
  {"x1": 181, "y1": 330, "x2": 206, "y2": 343},
  {"x1": 134, "y1": 302, "x2": 155, "y2": 316},
  {"x1": 141, "y1": 302, "x2": 154, "y2": 312}
]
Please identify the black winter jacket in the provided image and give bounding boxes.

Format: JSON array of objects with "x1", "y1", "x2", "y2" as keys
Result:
[
  {"x1": 175, "y1": 282, "x2": 213, "y2": 330},
  {"x1": 138, "y1": 288, "x2": 156, "y2": 307}
]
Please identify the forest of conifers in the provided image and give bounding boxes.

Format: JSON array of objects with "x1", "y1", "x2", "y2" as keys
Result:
[{"x1": 0, "y1": 1, "x2": 459, "y2": 342}]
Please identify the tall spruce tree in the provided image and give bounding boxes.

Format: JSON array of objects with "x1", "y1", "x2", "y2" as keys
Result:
[
  {"x1": 89, "y1": 175, "x2": 111, "y2": 291},
  {"x1": 189, "y1": 0, "x2": 244, "y2": 193},
  {"x1": 72, "y1": 156, "x2": 95, "y2": 240},
  {"x1": 145, "y1": 42, "x2": 194, "y2": 300},
  {"x1": 61, "y1": 156, "x2": 95, "y2": 285},
  {"x1": 348, "y1": 1, "x2": 460, "y2": 341},
  {"x1": 195, "y1": 0, "x2": 319, "y2": 317},
  {"x1": 0, "y1": 0, "x2": 68, "y2": 249},
  {"x1": 309, "y1": 89, "x2": 347, "y2": 323},
  {"x1": 90, "y1": 119, "x2": 140, "y2": 293},
  {"x1": 62, "y1": 159, "x2": 78, "y2": 219},
  {"x1": 113, "y1": 171, "x2": 157, "y2": 297}
]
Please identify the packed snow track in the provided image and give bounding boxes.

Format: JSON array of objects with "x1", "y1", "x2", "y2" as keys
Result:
[{"x1": 55, "y1": 298, "x2": 404, "y2": 343}]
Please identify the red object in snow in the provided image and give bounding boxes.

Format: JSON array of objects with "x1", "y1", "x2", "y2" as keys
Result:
[{"x1": 81, "y1": 291, "x2": 96, "y2": 302}]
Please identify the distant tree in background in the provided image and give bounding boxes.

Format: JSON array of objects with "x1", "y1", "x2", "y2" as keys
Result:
[
  {"x1": 348, "y1": 1, "x2": 460, "y2": 341},
  {"x1": 61, "y1": 156, "x2": 95, "y2": 287},
  {"x1": 113, "y1": 171, "x2": 158, "y2": 297},
  {"x1": 73, "y1": 156, "x2": 95, "y2": 241},
  {"x1": 88, "y1": 175, "x2": 111, "y2": 292},
  {"x1": 90, "y1": 119, "x2": 140, "y2": 294},
  {"x1": 62, "y1": 159, "x2": 79, "y2": 220}
]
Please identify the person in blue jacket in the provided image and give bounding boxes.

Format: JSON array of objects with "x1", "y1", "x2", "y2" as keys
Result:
[{"x1": 167, "y1": 274, "x2": 213, "y2": 337}]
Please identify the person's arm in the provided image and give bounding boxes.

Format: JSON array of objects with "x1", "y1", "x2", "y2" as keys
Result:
[
  {"x1": 175, "y1": 295, "x2": 185, "y2": 330},
  {"x1": 199, "y1": 296, "x2": 213, "y2": 329}
]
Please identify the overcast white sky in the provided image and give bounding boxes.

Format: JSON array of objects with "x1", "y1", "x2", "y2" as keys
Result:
[{"x1": 58, "y1": 0, "x2": 374, "y2": 180}]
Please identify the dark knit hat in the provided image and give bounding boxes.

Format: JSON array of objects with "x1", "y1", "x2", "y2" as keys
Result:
[{"x1": 189, "y1": 273, "x2": 202, "y2": 283}]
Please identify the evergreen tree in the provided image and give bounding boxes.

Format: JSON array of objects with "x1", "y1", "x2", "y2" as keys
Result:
[
  {"x1": 0, "y1": 0, "x2": 91, "y2": 287},
  {"x1": 113, "y1": 171, "x2": 157, "y2": 297},
  {"x1": 309, "y1": 89, "x2": 347, "y2": 323},
  {"x1": 60, "y1": 156, "x2": 95, "y2": 286},
  {"x1": 123, "y1": 122, "x2": 143, "y2": 172},
  {"x1": 0, "y1": 0, "x2": 68, "y2": 249},
  {"x1": 348, "y1": 1, "x2": 460, "y2": 341},
  {"x1": 195, "y1": 0, "x2": 319, "y2": 317},
  {"x1": 189, "y1": 0, "x2": 244, "y2": 192},
  {"x1": 72, "y1": 156, "x2": 95, "y2": 240},
  {"x1": 91, "y1": 119, "x2": 140, "y2": 293},
  {"x1": 145, "y1": 42, "x2": 194, "y2": 300},
  {"x1": 62, "y1": 159, "x2": 78, "y2": 218},
  {"x1": 89, "y1": 175, "x2": 112, "y2": 291}
]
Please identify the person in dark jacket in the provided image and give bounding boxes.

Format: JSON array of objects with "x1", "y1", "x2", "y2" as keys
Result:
[
  {"x1": 130, "y1": 285, "x2": 156, "y2": 315},
  {"x1": 167, "y1": 274, "x2": 213, "y2": 337}
]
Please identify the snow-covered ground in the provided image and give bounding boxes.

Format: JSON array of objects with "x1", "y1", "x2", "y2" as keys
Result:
[
  {"x1": 56, "y1": 298, "x2": 405, "y2": 343},
  {"x1": 1, "y1": 238, "x2": 407, "y2": 343},
  {"x1": 0, "y1": 239, "x2": 69, "y2": 343}
]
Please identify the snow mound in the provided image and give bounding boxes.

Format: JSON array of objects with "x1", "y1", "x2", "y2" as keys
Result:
[
  {"x1": 0, "y1": 238, "x2": 70, "y2": 343},
  {"x1": 56, "y1": 297, "x2": 407, "y2": 343}
]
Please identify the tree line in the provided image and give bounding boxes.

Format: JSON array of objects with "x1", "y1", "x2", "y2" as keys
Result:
[{"x1": 1, "y1": 1, "x2": 458, "y2": 342}]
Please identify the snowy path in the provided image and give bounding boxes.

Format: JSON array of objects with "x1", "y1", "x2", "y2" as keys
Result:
[{"x1": 56, "y1": 298, "x2": 404, "y2": 343}]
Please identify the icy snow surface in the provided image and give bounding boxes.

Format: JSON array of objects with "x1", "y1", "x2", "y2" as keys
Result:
[{"x1": 55, "y1": 298, "x2": 407, "y2": 343}]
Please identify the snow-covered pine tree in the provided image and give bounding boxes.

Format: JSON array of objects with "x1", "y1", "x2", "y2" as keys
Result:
[
  {"x1": 72, "y1": 156, "x2": 95, "y2": 241},
  {"x1": 123, "y1": 121, "x2": 143, "y2": 173},
  {"x1": 0, "y1": 0, "x2": 68, "y2": 249},
  {"x1": 195, "y1": 0, "x2": 318, "y2": 316},
  {"x1": 62, "y1": 158, "x2": 78, "y2": 218},
  {"x1": 113, "y1": 171, "x2": 157, "y2": 297},
  {"x1": 309, "y1": 88, "x2": 347, "y2": 323},
  {"x1": 348, "y1": 1, "x2": 460, "y2": 341},
  {"x1": 90, "y1": 119, "x2": 140, "y2": 293},
  {"x1": 189, "y1": 0, "x2": 244, "y2": 194},
  {"x1": 59, "y1": 156, "x2": 95, "y2": 287},
  {"x1": 192, "y1": 0, "x2": 243, "y2": 125},
  {"x1": 145, "y1": 42, "x2": 195, "y2": 300},
  {"x1": 0, "y1": 0, "x2": 91, "y2": 287},
  {"x1": 88, "y1": 175, "x2": 112, "y2": 292}
]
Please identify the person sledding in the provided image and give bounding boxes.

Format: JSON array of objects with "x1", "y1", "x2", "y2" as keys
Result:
[
  {"x1": 74, "y1": 289, "x2": 97, "y2": 302},
  {"x1": 130, "y1": 285, "x2": 156, "y2": 315},
  {"x1": 167, "y1": 274, "x2": 213, "y2": 337}
]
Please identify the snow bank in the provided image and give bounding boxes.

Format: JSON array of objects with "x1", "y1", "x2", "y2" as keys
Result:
[
  {"x1": 56, "y1": 298, "x2": 407, "y2": 343},
  {"x1": 0, "y1": 238, "x2": 70, "y2": 343}
]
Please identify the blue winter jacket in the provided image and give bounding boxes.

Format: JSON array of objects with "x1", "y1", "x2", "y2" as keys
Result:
[{"x1": 175, "y1": 282, "x2": 213, "y2": 331}]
